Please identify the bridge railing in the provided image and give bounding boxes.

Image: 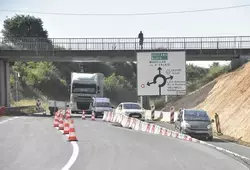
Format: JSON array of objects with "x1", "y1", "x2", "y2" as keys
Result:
[{"x1": 0, "y1": 36, "x2": 250, "y2": 51}]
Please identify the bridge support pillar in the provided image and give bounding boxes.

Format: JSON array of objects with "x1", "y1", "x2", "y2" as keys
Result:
[
  {"x1": 231, "y1": 56, "x2": 250, "y2": 70},
  {"x1": 0, "y1": 60, "x2": 10, "y2": 107},
  {"x1": 140, "y1": 96, "x2": 150, "y2": 110}
]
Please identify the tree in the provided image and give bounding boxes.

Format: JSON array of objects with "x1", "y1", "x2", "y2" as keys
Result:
[
  {"x1": 1, "y1": 15, "x2": 52, "y2": 50},
  {"x1": 104, "y1": 73, "x2": 136, "y2": 104},
  {"x1": 186, "y1": 64, "x2": 208, "y2": 85},
  {"x1": 2, "y1": 15, "x2": 59, "y2": 98}
]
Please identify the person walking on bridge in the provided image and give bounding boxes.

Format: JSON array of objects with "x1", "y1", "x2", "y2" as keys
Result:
[{"x1": 138, "y1": 31, "x2": 144, "y2": 50}]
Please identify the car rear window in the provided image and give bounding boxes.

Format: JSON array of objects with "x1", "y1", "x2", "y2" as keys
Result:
[
  {"x1": 95, "y1": 102, "x2": 111, "y2": 107},
  {"x1": 184, "y1": 110, "x2": 210, "y2": 121},
  {"x1": 123, "y1": 104, "x2": 141, "y2": 110}
]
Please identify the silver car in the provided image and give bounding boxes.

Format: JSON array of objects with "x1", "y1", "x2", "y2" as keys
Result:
[{"x1": 175, "y1": 109, "x2": 214, "y2": 141}]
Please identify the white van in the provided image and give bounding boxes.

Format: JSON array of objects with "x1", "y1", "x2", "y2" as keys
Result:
[{"x1": 90, "y1": 97, "x2": 113, "y2": 118}]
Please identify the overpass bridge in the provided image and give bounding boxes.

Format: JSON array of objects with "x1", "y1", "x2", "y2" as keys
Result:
[
  {"x1": 0, "y1": 36, "x2": 250, "y2": 61},
  {"x1": 1, "y1": 36, "x2": 250, "y2": 106}
]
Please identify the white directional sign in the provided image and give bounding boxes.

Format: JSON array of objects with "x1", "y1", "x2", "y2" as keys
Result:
[{"x1": 137, "y1": 51, "x2": 186, "y2": 96}]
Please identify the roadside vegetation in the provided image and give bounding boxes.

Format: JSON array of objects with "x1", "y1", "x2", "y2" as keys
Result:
[{"x1": 0, "y1": 14, "x2": 231, "y2": 108}]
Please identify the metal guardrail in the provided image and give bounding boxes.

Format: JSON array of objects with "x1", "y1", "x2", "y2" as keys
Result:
[
  {"x1": 4, "y1": 105, "x2": 36, "y2": 113},
  {"x1": 0, "y1": 36, "x2": 250, "y2": 51}
]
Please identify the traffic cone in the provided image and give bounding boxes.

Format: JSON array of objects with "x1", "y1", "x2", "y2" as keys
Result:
[
  {"x1": 66, "y1": 108, "x2": 71, "y2": 119},
  {"x1": 53, "y1": 115, "x2": 59, "y2": 127},
  {"x1": 58, "y1": 110, "x2": 62, "y2": 118},
  {"x1": 66, "y1": 113, "x2": 69, "y2": 119},
  {"x1": 65, "y1": 109, "x2": 70, "y2": 119},
  {"x1": 82, "y1": 110, "x2": 86, "y2": 120},
  {"x1": 63, "y1": 119, "x2": 70, "y2": 134},
  {"x1": 91, "y1": 111, "x2": 95, "y2": 121},
  {"x1": 58, "y1": 115, "x2": 64, "y2": 130},
  {"x1": 68, "y1": 120, "x2": 78, "y2": 141},
  {"x1": 53, "y1": 111, "x2": 59, "y2": 127},
  {"x1": 55, "y1": 111, "x2": 58, "y2": 117}
]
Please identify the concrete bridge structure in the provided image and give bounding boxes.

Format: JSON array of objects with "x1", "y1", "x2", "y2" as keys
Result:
[{"x1": 0, "y1": 36, "x2": 250, "y2": 107}]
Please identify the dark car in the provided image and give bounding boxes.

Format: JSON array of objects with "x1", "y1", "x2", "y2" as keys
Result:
[{"x1": 175, "y1": 109, "x2": 214, "y2": 141}]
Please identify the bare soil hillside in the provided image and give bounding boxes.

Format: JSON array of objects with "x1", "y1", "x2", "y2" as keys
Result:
[
  {"x1": 162, "y1": 80, "x2": 217, "y2": 111},
  {"x1": 162, "y1": 62, "x2": 250, "y2": 143}
]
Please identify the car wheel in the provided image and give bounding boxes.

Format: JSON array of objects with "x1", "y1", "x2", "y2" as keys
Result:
[{"x1": 208, "y1": 136, "x2": 213, "y2": 141}]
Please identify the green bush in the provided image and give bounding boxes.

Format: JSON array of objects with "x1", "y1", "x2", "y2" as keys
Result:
[
  {"x1": 151, "y1": 97, "x2": 166, "y2": 110},
  {"x1": 104, "y1": 73, "x2": 136, "y2": 105}
]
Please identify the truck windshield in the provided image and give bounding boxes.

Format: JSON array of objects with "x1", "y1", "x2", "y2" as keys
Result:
[
  {"x1": 184, "y1": 110, "x2": 210, "y2": 121},
  {"x1": 95, "y1": 102, "x2": 111, "y2": 107},
  {"x1": 72, "y1": 83, "x2": 96, "y2": 94}
]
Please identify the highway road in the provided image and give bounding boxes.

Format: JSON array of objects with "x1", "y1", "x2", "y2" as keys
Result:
[
  {"x1": 154, "y1": 121, "x2": 250, "y2": 160},
  {"x1": 0, "y1": 115, "x2": 249, "y2": 170}
]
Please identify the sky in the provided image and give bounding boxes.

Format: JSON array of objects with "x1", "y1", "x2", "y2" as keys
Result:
[{"x1": 0, "y1": 0, "x2": 250, "y2": 68}]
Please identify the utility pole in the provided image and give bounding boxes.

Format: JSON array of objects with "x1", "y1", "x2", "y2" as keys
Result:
[{"x1": 14, "y1": 72, "x2": 20, "y2": 102}]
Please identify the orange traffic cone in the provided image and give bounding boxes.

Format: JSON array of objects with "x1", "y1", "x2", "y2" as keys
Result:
[
  {"x1": 58, "y1": 110, "x2": 62, "y2": 118},
  {"x1": 68, "y1": 120, "x2": 78, "y2": 141},
  {"x1": 66, "y1": 109, "x2": 71, "y2": 119},
  {"x1": 63, "y1": 119, "x2": 70, "y2": 134},
  {"x1": 54, "y1": 111, "x2": 58, "y2": 117},
  {"x1": 65, "y1": 110, "x2": 70, "y2": 119},
  {"x1": 91, "y1": 111, "x2": 95, "y2": 121},
  {"x1": 82, "y1": 110, "x2": 85, "y2": 120},
  {"x1": 58, "y1": 115, "x2": 64, "y2": 130},
  {"x1": 53, "y1": 115, "x2": 59, "y2": 127}
]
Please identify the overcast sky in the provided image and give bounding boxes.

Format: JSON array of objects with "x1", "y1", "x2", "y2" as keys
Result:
[{"x1": 1, "y1": 0, "x2": 249, "y2": 67}]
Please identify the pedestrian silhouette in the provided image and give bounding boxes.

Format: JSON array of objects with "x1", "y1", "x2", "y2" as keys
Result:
[{"x1": 138, "y1": 31, "x2": 144, "y2": 50}]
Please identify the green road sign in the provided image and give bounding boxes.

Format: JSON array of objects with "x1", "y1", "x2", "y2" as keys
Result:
[{"x1": 151, "y1": 53, "x2": 168, "y2": 60}]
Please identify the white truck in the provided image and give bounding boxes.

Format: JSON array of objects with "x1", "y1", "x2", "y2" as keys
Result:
[{"x1": 69, "y1": 72, "x2": 104, "y2": 114}]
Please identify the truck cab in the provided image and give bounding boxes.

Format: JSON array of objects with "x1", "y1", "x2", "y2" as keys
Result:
[
  {"x1": 70, "y1": 72, "x2": 104, "y2": 114},
  {"x1": 90, "y1": 97, "x2": 113, "y2": 118}
]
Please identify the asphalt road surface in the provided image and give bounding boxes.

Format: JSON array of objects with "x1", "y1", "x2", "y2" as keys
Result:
[
  {"x1": 0, "y1": 116, "x2": 72, "y2": 170},
  {"x1": 154, "y1": 121, "x2": 250, "y2": 160},
  {"x1": 0, "y1": 116, "x2": 249, "y2": 170}
]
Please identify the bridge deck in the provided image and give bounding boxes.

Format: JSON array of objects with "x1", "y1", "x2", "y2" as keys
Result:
[
  {"x1": 0, "y1": 36, "x2": 250, "y2": 61},
  {"x1": 0, "y1": 36, "x2": 250, "y2": 51}
]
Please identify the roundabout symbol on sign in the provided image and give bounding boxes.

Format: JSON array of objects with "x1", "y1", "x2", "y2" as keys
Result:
[{"x1": 146, "y1": 67, "x2": 173, "y2": 95}]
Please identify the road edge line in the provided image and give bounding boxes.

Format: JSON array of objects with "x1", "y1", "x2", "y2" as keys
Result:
[
  {"x1": 199, "y1": 141, "x2": 250, "y2": 160},
  {"x1": 58, "y1": 126, "x2": 79, "y2": 170},
  {"x1": 0, "y1": 117, "x2": 19, "y2": 124},
  {"x1": 61, "y1": 141, "x2": 79, "y2": 170},
  {"x1": 107, "y1": 115, "x2": 250, "y2": 161}
]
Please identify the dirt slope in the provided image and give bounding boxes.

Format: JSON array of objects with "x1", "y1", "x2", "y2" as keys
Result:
[
  {"x1": 162, "y1": 80, "x2": 216, "y2": 111},
  {"x1": 163, "y1": 62, "x2": 250, "y2": 143}
]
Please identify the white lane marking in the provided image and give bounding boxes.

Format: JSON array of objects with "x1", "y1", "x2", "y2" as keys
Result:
[
  {"x1": 200, "y1": 141, "x2": 250, "y2": 160},
  {"x1": 61, "y1": 141, "x2": 79, "y2": 170},
  {"x1": 0, "y1": 117, "x2": 19, "y2": 124},
  {"x1": 214, "y1": 136, "x2": 250, "y2": 149},
  {"x1": 56, "y1": 127, "x2": 79, "y2": 170}
]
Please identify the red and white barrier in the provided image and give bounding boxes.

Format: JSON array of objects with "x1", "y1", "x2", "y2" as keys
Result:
[
  {"x1": 0, "y1": 106, "x2": 6, "y2": 115},
  {"x1": 145, "y1": 110, "x2": 179, "y2": 122},
  {"x1": 102, "y1": 110, "x2": 203, "y2": 146}
]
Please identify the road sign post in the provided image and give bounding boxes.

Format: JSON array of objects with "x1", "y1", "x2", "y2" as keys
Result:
[{"x1": 137, "y1": 51, "x2": 186, "y2": 96}]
